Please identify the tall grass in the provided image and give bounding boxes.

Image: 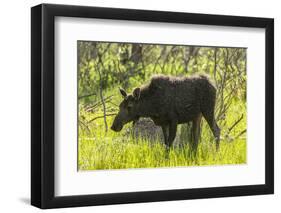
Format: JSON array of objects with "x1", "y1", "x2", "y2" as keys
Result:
[{"x1": 78, "y1": 99, "x2": 246, "y2": 170}]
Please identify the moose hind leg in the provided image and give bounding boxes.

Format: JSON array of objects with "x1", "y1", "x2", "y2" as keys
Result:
[
  {"x1": 203, "y1": 111, "x2": 221, "y2": 151},
  {"x1": 213, "y1": 122, "x2": 220, "y2": 151},
  {"x1": 207, "y1": 121, "x2": 220, "y2": 151}
]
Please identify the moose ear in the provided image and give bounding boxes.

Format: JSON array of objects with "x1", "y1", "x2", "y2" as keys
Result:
[
  {"x1": 119, "y1": 88, "x2": 127, "y2": 98},
  {"x1": 133, "y1": 88, "x2": 141, "y2": 100}
]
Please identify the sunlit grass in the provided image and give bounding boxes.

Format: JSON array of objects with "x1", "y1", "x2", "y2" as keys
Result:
[
  {"x1": 78, "y1": 132, "x2": 246, "y2": 170},
  {"x1": 78, "y1": 102, "x2": 246, "y2": 170}
]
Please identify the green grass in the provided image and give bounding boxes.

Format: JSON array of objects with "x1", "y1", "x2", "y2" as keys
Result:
[
  {"x1": 78, "y1": 101, "x2": 247, "y2": 170},
  {"x1": 79, "y1": 135, "x2": 246, "y2": 170}
]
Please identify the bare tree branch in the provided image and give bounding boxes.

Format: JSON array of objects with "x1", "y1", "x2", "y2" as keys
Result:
[
  {"x1": 228, "y1": 114, "x2": 244, "y2": 133},
  {"x1": 235, "y1": 129, "x2": 247, "y2": 139},
  {"x1": 85, "y1": 95, "x2": 114, "y2": 112},
  {"x1": 78, "y1": 92, "x2": 96, "y2": 100},
  {"x1": 88, "y1": 113, "x2": 117, "y2": 123}
]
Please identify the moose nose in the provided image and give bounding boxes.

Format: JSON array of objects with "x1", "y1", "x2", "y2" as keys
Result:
[
  {"x1": 111, "y1": 124, "x2": 116, "y2": 131},
  {"x1": 111, "y1": 124, "x2": 122, "y2": 132}
]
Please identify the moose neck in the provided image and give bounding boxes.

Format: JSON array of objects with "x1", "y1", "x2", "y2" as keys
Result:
[{"x1": 136, "y1": 88, "x2": 157, "y2": 118}]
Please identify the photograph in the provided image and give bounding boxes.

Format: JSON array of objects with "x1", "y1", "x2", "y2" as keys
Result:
[
  {"x1": 30, "y1": 2, "x2": 274, "y2": 209},
  {"x1": 77, "y1": 41, "x2": 247, "y2": 170}
]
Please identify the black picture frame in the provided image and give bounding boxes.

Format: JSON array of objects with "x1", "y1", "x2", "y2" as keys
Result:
[{"x1": 31, "y1": 3, "x2": 274, "y2": 209}]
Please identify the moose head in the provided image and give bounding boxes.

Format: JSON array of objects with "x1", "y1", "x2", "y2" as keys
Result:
[{"x1": 111, "y1": 88, "x2": 141, "y2": 132}]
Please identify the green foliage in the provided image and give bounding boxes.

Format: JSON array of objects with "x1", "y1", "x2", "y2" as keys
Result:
[{"x1": 78, "y1": 41, "x2": 247, "y2": 170}]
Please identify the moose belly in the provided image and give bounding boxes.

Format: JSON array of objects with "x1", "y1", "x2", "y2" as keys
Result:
[
  {"x1": 176, "y1": 104, "x2": 200, "y2": 123},
  {"x1": 151, "y1": 116, "x2": 169, "y2": 126}
]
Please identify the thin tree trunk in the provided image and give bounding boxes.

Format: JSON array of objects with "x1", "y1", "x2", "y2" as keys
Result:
[
  {"x1": 213, "y1": 48, "x2": 218, "y2": 85},
  {"x1": 96, "y1": 64, "x2": 108, "y2": 132},
  {"x1": 94, "y1": 44, "x2": 111, "y2": 133}
]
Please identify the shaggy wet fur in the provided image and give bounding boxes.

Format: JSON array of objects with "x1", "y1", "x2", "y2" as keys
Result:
[{"x1": 111, "y1": 74, "x2": 221, "y2": 152}]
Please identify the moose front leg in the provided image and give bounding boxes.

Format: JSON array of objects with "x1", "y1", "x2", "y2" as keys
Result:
[
  {"x1": 161, "y1": 125, "x2": 168, "y2": 147},
  {"x1": 167, "y1": 120, "x2": 178, "y2": 148}
]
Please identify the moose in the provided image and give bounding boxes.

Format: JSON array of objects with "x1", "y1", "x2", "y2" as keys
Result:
[{"x1": 111, "y1": 74, "x2": 220, "y2": 152}]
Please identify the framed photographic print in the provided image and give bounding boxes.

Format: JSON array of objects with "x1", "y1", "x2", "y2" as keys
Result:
[{"x1": 31, "y1": 3, "x2": 274, "y2": 209}]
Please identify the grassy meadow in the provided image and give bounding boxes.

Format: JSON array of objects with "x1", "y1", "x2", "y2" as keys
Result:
[
  {"x1": 78, "y1": 42, "x2": 247, "y2": 170},
  {"x1": 78, "y1": 90, "x2": 247, "y2": 170}
]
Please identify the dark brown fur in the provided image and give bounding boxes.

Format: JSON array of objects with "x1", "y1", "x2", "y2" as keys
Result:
[{"x1": 111, "y1": 74, "x2": 220, "y2": 152}]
